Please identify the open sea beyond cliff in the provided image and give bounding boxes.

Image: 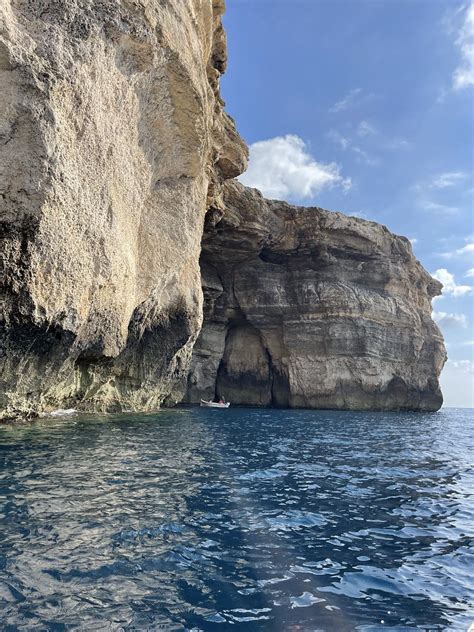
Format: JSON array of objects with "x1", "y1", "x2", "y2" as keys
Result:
[{"x1": 0, "y1": 408, "x2": 473, "y2": 631}]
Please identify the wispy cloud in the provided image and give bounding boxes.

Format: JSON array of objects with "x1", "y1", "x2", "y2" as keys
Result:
[
  {"x1": 457, "y1": 243, "x2": 474, "y2": 255},
  {"x1": 465, "y1": 267, "x2": 474, "y2": 277},
  {"x1": 431, "y1": 268, "x2": 473, "y2": 296},
  {"x1": 440, "y1": 358, "x2": 474, "y2": 407},
  {"x1": 442, "y1": 242, "x2": 474, "y2": 257},
  {"x1": 352, "y1": 146, "x2": 379, "y2": 166},
  {"x1": 327, "y1": 129, "x2": 379, "y2": 166},
  {"x1": 328, "y1": 130, "x2": 350, "y2": 151},
  {"x1": 413, "y1": 172, "x2": 469, "y2": 216},
  {"x1": 433, "y1": 311, "x2": 468, "y2": 329},
  {"x1": 413, "y1": 171, "x2": 468, "y2": 192},
  {"x1": 447, "y1": 359, "x2": 474, "y2": 374},
  {"x1": 420, "y1": 200, "x2": 460, "y2": 215},
  {"x1": 356, "y1": 120, "x2": 377, "y2": 137},
  {"x1": 239, "y1": 135, "x2": 351, "y2": 200},
  {"x1": 350, "y1": 210, "x2": 369, "y2": 219},
  {"x1": 431, "y1": 171, "x2": 468, "y2": 189},
  {"x1": 329, "y1": 119, "x2": 411, "y2": 164},
  {"x1": 329, "y1": 88, "x2": 363, "y2": 113},
  {"x1": 385, "y1": 138, "x2": 413, "y2": 151},
  {"x1": 453, "y1": 3, "x2": 474, "y2": 90},
  {"x1": 409, "y1": 237, "x2": 418, "y2": 246}
]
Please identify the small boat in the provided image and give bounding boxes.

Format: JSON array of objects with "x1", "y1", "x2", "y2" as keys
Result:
[
  {"x1": 200, "y1": 399, "x2": 230, "y2": 409},
  {"x1": 50, "y1": 408, "x2": 77, "y2": 417}
]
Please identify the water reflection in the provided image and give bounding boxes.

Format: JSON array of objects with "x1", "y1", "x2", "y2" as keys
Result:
[{"x1": 0, "y1": 408, "x2": 473, "y2": 630}]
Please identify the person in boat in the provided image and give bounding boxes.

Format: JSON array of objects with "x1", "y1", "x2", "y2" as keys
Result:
[{"x1": 219, "y1": 397, "x2": 226, "y2": 404}]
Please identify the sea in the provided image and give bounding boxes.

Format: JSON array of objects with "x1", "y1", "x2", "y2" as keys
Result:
[{"x1": 0, "y1": 407, "x2": 473, "y2": 631}]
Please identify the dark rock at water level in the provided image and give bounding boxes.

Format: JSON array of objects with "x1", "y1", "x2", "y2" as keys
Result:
[{"x1": 185, "y1": 182, "x2": 446, "y2": 411}]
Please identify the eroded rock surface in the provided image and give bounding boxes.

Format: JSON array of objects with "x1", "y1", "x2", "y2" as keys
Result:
[
  {"x1": 0, "y1": 0, "x2": 445, "y2": 418},
  {"x1": 186, "y1": 182, "x2": 446, "y2": 411},
  {"x1": 0, "y1": 0, "x2": 247, "y2": 418}
]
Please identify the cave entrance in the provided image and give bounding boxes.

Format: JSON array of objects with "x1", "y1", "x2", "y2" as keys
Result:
[
  {"x1": 215, "y1": 321, "x2": 291, "y2": 407},
  {"x1": 216, "y1": 321, "x2": 272, "y2": 406}
]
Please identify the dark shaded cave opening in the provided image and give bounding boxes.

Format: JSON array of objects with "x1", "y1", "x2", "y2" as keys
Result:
[
  {"x1": 215, "y1": 318, "x2": 290, "y2": 408},
  {"x1": 268, "y1": 353, "x2": 291, "y2": 408}
]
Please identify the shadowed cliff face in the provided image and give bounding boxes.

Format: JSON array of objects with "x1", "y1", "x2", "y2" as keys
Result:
[
  {"x1": 0, "y1": 0, "x2": 247, "y2": 419},
  {"x1": 186, "y1": 182, "x2": 447, "y2": 411}
]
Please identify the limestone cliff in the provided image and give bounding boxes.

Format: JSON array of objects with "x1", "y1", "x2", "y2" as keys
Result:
[
  {"x1": 186, "y1": 182, "x2": 446, "y2": 411},
  {"x1": 0, "y1": 0, "x2": 247, "y2": 419},
  {"x1": 0, "y1": 1, "x2": 446, "y2": 418}
]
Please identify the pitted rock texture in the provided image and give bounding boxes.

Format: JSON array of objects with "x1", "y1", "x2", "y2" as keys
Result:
[
  {"x1": 186, "y1": 181, "x2": 446, "y2": 411},
  {"x1": 0, "y1": 0, "x2": 247, "y2": 419}
]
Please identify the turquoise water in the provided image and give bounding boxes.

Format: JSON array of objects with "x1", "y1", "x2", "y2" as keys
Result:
[{"x1": 0, "y1": 407, "x2": 473, "y2": 631}]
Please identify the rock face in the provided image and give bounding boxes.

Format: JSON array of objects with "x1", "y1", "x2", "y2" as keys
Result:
[
  {"x1": 0, "y1": 0, "x2": 247, "y2": 418},
  {"x1": 186, "y1": 182, "x2": 446, "y2": 411},
  {"x1": 0, "y1": 1, "x2": 446, "y2": 418}
]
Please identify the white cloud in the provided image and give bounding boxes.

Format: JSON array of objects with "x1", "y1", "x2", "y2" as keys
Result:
[
  {"x1": 413, "y1": 171, "x2": 468, "y2": 193},
  {"x1": 453, "y1": 3, "x2": 474, "y2": 89},
  {"x1": 448, "y1": 359, "x2": 474, "y2": 373},
  {"x1": 385, "y1": 138, "x2": 413, "y2": 150},
  {"x1": 352, "y1": 146, "x2": 379, "y2": 166},
  {"x1": 457, "y1": 243, "x2": 474, "y2": 255},
  {"x1": 329, "y1": 88, "x2": 362, "y2": 113},
  {"x1": 356, "y1": 121, "x2": 377, "y2": 137},
  {"x1": 409, "y1": 238, "x2": 418, "y2": 245},
  {"x1": 442, "y1": 242, "x2": 474, "y2": 258},
  {"x1": 411, "y1": 170, "x2": 471, "y2": 222},
  {"x1": 341, "y1": 178, "x2": 353, "y2": 192},
  {"x1": 432, "y1": 311, "x2": 468, "y2": 329},
  {"x1": 239, "y1": 135, "x2": 351, "y2": 200},
  {"x1": 431, "y1": 171, "x2": 468, "y2": 188},
  {"x1": 420, "y1": 200, "x2": 459, "y2": 215},
  {"x1": 465, "y1": 267, "x2": 474, "y2": 277},
  {"x1": 441, "y1": 359, "x2": 474, "y2": 407},
  {"x1": 327, "y1": 129, "x2": 378, "y2": 166},
  {"x1": 328, "y1": 130, "x2": 350, "y2": 150},
  {"x1": 332, "y1": 119, "x2": 411, "y2": 156},
  {"x1": 431, "y1": 268, "x2": 473, "y2": 296},
  {"x1": 412, "y1": 171, "x2": 469, "y2": 193},
  {"x1": 350, "y1": 210, "x2": 369, "y2": 219}
]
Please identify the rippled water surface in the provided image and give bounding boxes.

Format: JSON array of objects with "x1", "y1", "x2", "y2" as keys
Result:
[{"x1": 1, "y1": 408, "x2": 473, "y2": 631}]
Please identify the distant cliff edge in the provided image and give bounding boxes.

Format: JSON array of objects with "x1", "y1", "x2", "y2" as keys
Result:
[
  {"x1": 0, "y1": 1, "x2": 445, "y2": 419},
  {"x1": 185, "y1": 182, "x2": 446, "y2": 411}
]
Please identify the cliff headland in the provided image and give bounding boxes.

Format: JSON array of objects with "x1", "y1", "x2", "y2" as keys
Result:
[{"x1": 0, "y1": 0, "x2": 446, "y2": 419}]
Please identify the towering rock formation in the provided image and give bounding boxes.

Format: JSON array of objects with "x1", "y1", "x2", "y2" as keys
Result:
[
  {"x1": 0, "y1": 1, "x2": 445, "y2": 418},
  {"x1": 186, "y1": 182, "x2": 446, "y2": 411},
  {"x1": 0, "y1": 0, "x2": 247, "y2": 419}
]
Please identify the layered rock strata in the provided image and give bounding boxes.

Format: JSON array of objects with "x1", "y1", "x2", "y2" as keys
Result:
[
  {"x1": 186, "y1": 182, "x2": 446, "y2": 411},
  {"x1": 0, "y1": 0, "x2": 247, "y2": 418},
  {"x1": 0, "y1": 1, "x2": 446, "y2": 418}
]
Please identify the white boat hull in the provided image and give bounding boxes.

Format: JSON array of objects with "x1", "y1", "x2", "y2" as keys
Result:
[{"x1": 200, "y1": 400, "x2": 230, "y2": 409}]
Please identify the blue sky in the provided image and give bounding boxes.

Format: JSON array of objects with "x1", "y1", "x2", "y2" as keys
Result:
[{"x1": 221, "y1": 0, "x2": 474, "y2": 407}]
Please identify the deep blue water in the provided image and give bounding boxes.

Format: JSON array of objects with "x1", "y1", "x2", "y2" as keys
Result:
[{"x1": 0, "y1": 408, "x2": 473, "y2": 631}]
